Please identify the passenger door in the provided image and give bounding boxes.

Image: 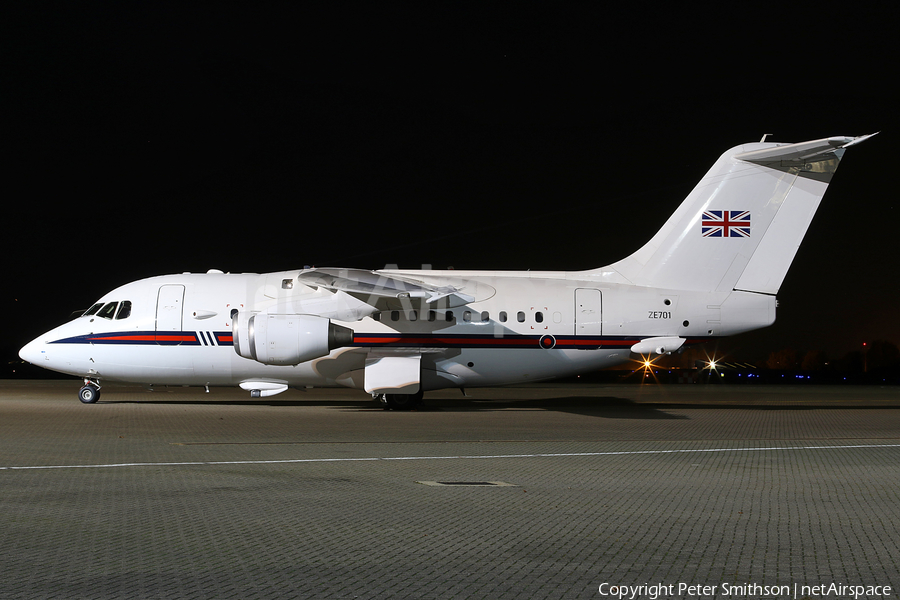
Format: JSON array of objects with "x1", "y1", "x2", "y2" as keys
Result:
[
  {"x1": 574, "y1": 288, "x2": 601, "y2": 335},
  {"x1": 156, "y1": 285, "x2": 185, "y2": 345}
]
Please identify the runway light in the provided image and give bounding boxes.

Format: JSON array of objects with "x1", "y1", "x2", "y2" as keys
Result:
[{"x1": 631, "y1": 354, "x2": 663, "y2": 385}]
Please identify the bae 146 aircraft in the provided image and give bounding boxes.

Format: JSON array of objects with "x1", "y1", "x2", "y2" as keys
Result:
[{"x1": 20, "y1": 134, "x2": 875, "y2": 408}]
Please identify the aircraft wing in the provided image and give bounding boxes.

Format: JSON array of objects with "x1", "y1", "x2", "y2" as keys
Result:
[{"x1": 297, "y1": 268, "x2": 475, "y2": 308}]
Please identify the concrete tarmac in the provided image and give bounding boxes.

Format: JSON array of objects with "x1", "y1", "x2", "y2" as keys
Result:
[{"x1": 1, "y1": 380, "x2": 899, "y2": 599}]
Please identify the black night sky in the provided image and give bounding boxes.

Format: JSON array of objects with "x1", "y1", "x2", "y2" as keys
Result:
[{"x1": 5, "y1": 5, "x2": 898, "y2": 374}]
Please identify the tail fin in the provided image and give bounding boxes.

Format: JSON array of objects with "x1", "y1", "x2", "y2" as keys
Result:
[{"x1": 598, "y1": 134, "x2": 876, "y2": 294}]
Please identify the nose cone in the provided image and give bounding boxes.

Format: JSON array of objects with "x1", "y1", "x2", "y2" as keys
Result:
[{"x1": 19, "y1": 336, "x2": 45, "y2": 365}]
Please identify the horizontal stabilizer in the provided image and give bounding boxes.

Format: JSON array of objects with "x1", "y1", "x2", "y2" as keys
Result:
[{"x1": 734, "y1": 133, "x2": 877, "y2": 164}]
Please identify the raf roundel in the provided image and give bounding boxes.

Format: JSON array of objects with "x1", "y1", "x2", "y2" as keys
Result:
[{"x1": 539, "y1": 335, "x2": 556, "y2": 349}]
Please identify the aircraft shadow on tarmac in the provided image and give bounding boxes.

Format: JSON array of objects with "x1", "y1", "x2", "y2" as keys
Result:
[
  {"x1": 413, "y1": 396, "x2": 689, "y2": 419},
  {"x1": 100, "y1": 389, "x2": 900, "y2": 419},
  {"x1": 103, "y1": 394, "x2": 688, "y2": 419}
]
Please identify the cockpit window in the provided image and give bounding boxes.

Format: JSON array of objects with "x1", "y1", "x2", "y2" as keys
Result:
[
  {"x1": 83, "y1": 303, "x2": 104, "y2": 317},
  {"x1": 96, "y1": 302, "x2": 118, "y2": 319},
  {"x1": 115, "y1": 301, "x2": 132, "y2": 320},
  {"x1": 83, "y1": 300, "x2": 132, "y2": 319}
]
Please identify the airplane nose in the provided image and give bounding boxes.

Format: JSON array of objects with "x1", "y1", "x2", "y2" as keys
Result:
[{"x1": 19, "y1": 337, "x2": 45, "y2": 365}]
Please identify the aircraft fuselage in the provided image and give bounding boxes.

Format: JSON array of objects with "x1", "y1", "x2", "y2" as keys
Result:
[{"x1": 20, "y1": 269, "x2": 772, "y2": 391}]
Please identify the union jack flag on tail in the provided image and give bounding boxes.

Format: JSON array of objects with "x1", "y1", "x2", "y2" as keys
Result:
[{"x1": 701, "y1": 210, "x2": 751, "y2": 237}]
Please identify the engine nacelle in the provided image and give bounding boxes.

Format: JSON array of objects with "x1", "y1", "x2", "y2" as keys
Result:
[{"x1": 232, "y1": 312, "x2": 353, "y2": 365}]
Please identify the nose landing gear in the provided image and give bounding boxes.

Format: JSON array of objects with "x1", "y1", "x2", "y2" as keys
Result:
[{"x1": 79, "y1": 378, "x2": 102, "y2": 404}]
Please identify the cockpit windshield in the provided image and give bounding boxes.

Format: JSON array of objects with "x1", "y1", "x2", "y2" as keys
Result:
[
  {"x1": 115, "y1": 301, "x2": 132, "y2": 320},
  {"x1": 82, "y1": 300, "x2": 132, "y2": 320},
  {"x1": 96, "y1": 302, "x2": 118, "y2": 319},
  {"x1": 83, "y1": 303, "x2": 104, "y2": 317}
]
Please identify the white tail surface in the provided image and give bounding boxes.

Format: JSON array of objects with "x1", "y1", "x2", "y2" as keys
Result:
[{"x1": 599, "y1": 134, "x2": 875, "y2": 294}]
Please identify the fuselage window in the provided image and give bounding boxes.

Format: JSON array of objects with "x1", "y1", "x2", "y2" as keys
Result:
[
  {"x1": 409, "y1": 310, "x2": 418, "y2": 321},
  {"x1": 427, "y1": 310, "x2": 436, "y2": 322},
  {"x1": 481, "y1": 311, "x2": 489, "y2": 322},
  {"x1": 96, "y1": 302, "x2": 118, "y2": 320},
  {"x1": 391, "y1": 311, "x2": 400, "y2": 322},
  {"x1": 83, "y1": 303, "x2": 104, "y2": 317},
  {"x1": 372, "y1": 312, "x2": 381, "y2": 322},
  {"x1": 517, "y1": 311, "x2": 525, "y2": 323},
  {"x1": 463, "y1": 311, "x2": 472, "y2": 322},
  {"x1": 446, "y1": 311, "x2": 454, "y2": 322},
  {"x1": 115, "y1": 301, "x2": 132, "y2": 320},
  {"x1": 499, "y1": 311, "x2": 507, "y2": 323},
  {"x1": 535, "y1": 311, "x2": 544, "y2": 323}
]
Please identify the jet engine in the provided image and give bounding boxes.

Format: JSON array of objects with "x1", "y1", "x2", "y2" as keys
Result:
[{"x1": 232, "y1": 312, "x2": 353, "y2": 365}]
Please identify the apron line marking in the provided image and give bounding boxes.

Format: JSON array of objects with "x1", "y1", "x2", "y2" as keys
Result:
[{"x1": 2, "y1": 443, "x2": 899, "y2": 471}]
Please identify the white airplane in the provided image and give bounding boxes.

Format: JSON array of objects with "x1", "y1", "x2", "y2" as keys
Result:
[{"x1": 20, "y1": 134, "x2": 875, "y2": 407}]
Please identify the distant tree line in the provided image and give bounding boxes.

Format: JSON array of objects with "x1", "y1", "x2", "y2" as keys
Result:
[
  {"x1": 763, "y1": 340, "x2": 900, "y2": 374},
  {"x1": 653, "y1": 340, "x2": 900, "y2": 375}
]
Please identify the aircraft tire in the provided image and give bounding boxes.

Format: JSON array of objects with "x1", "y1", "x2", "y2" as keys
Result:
[
  {"x1": 383, "y1": 390, "x2": 424, "y2": 411},
  {"x1": 78, "y1": 385, "x2": 101, "y2": 404}
]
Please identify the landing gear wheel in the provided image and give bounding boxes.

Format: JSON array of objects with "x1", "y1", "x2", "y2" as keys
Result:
[
  {"x1": 78, "y1": 385, "x2": 101, "y2": 404},
  {"x1": 382, "y1": 390, "x2": 424, "y2": 411}
]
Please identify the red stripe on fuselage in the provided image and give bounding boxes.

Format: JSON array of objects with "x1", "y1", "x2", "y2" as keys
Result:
[
  {"x1": 89, "y1": 334, "x2": 197, "y2": 342},
  {"x1": 155, "y1": 335, "x2": 198, "y2": 342},
  {"x1": 352, "y1": 335, "x2": 534, "y2": 346},
  {"x1": 351, "y1": 335, "x2": 639, "y2": 348}
]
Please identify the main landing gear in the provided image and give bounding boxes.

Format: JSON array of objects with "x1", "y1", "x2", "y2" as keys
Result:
[
  {"x1": 79, "y1": 379, "x2": 101, "y2": 404},
  {"x1": 375, "y1": 389, "x2": 424, "y2": 410}
]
